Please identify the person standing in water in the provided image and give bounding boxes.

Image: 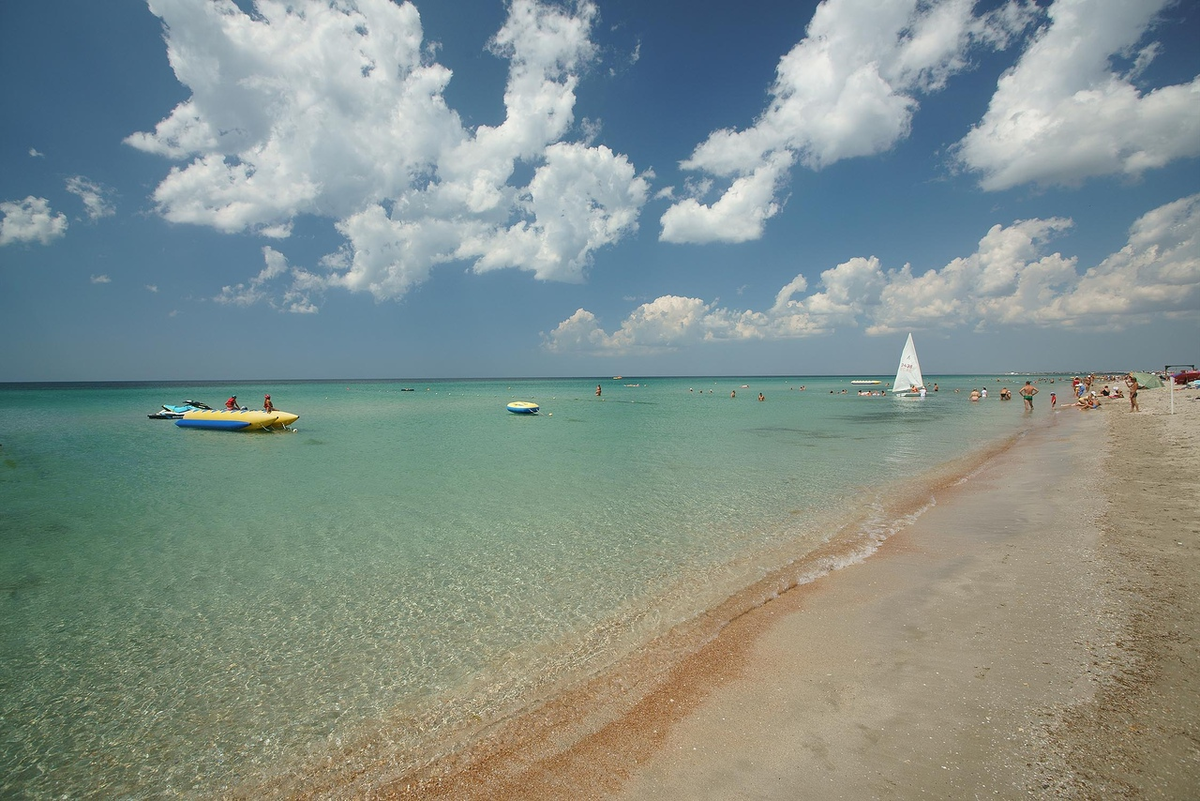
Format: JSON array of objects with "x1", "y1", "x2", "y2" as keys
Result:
[
  {"x1": 595, "y1": 384, "x2": 602, "y2": 397},
  {"x1": 1020, "y1": 380, "x2": 1038, "y2": 411}
]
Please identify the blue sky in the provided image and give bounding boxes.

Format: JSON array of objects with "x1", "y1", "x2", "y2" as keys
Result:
[{"x1": 1, "y1": 0, "x2": 1197, "y2": 381}]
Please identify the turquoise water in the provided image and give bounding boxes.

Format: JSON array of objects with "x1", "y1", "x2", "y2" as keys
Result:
[{"x1": 0, "y1": 376, "x2": 1062, "y2": 796}]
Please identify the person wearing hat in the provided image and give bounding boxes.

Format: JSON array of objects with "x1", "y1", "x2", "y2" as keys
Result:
[
  {"x1": 225, "y1": 394, "x2": 239, "y2": 410},
  {"x1": 263, "y1": 394, "x2": 274, "y2": 413}
]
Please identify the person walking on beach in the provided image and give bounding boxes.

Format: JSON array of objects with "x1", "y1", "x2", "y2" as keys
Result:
[
  {"x1": 1020, "y1": 380, "x2": 1038, "y2": 411},
  {"x1": 1125, "y1": 374, "x2": 1139, "y2": 412}
]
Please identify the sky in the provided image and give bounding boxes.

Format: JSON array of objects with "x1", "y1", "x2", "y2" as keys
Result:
[{"x1": 1, "y1": 0, "x2": 1197, "y2": 381}]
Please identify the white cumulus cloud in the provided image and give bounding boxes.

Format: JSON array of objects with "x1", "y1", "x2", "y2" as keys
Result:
[
  {"x1": 548, "y1": 195, "x2": 1200, "y2": 354},
  {"x1": 660, "y1": 0, "x2": 1033, "y2": 244},
  {"x1": 0, "y1": 196, "x2": 68, "y2": 246},
  {"x1": 955, "y1": 0, "x2": 1200, "y2": 190},
  {"x1": 660, "y1": 152, "x2": 793, "y2": 244},
  {"x1": 130, "y1": 0, "x2": 649, "y2": 305},
  {"x1": 1034, "y1": 194, "x2": 1200, "y2": 322}
]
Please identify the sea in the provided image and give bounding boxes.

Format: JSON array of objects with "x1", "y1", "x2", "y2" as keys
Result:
[{"x1": 0, "y1": 375, "x2": 1067, "y2": 797}]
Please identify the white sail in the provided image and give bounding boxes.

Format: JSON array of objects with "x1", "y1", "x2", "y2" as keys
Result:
[{"x1": 891, "y1": 333, "x2": 925, "y2": 394}]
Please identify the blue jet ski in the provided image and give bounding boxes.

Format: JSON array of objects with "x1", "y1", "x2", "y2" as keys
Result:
[{"x1": 148, "y1": 400, "x2": 213, "y2": 419}]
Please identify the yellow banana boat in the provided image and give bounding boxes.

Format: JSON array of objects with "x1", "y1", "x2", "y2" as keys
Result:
[{"x1": 175, "y1": 408, "x2": 299, "y2": 431}]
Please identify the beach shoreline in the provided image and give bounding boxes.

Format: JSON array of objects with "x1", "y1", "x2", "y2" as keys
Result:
[
  {"x1": 603, "y1": 385, "x2": 1197, "y2": 800},
  {"x1": 342, "y1": 384, "x2": 1198, "y2": 800}
]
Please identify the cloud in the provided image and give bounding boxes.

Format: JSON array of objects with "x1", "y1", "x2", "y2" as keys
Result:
[
  {"x1": 865, "y1": 217, "x2": 1078, "y2": 333},
  {"x1": 660, "y1": 0, "x2": 1033, "y2": 243},
  {"x1": 547, "y1": 194, "x2": 1200, "y2": 354},
  {"x1": 91, "y1": 274, "x2": 112, "y2": 284},
  {"x1": 29, "y1": 148, "x2": 44, "y2": 158},
  {"x1": 0, "y1": 196, "x2": 69, "y2": 246},
  {"x1": 131, "y1": 0, "x2": 648, "y2": 303},
  {"x1": 215, "y1": 245, "x2": 318, "y2": 313},
  {"x1": 462, "y1": 142, "x2": 649, "y2": 282},
  {"x1": 545, "y1": 295, "x2": 763, "y2": 355},
  {"x1": 1035, "y1": 193, "x2": 1200, "y2": 322},
  {"x1": 955, "y1": 0, "x2": 1200, "y2": 190},
  {"x1": 660, "y1": 152, "x2": 793, "y2": 244},
  {"x1": 66, "y1": 176, "x2": 116, "y2": 221}
]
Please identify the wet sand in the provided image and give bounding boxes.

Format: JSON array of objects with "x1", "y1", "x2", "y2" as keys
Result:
[
  {"x1": 604, "y1": 385, "x2": 1200, "y2": 800},
  {"x1": 345, "y1": 385, "x2": 1199, "y2": 799}
]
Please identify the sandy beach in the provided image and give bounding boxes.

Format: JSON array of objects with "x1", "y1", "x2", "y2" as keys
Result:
[
  {"x1": 598, "y1": 383, "x2": 1199, "y2": 800},
  {"x1": 353, "y1": 383, "x2": 1199, "y2": 800}
]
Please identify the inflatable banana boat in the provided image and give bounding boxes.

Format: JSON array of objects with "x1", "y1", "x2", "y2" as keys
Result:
[{"x1": 175, "y1": 408, "x2": 299, "y2": 431}]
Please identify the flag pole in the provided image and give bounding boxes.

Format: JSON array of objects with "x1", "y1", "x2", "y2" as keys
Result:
[{"x1": 1165, "y1": 364, "x2": 1174, "y2": 415}]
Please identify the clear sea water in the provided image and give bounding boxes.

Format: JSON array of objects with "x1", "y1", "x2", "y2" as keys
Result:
[{"x1": 0, "y1": 375, "x2": 1064, "y2": 797}]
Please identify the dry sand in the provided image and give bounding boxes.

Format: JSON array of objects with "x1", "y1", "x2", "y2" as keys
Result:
[{"x1": 366, "y1": 385, "x2": 1198, "y2": 800}]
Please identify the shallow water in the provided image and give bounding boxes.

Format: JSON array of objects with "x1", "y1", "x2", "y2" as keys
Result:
[{"x1": 0, "y1": 375, "x2": 1061, "y2": 796}]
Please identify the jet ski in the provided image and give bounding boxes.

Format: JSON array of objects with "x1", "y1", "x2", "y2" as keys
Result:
[{"x1": 148, "y1": 400, "x2": 213, "y2": 419}]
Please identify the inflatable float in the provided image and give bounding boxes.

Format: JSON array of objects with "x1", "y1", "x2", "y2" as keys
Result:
[
  {"x1": 506, "y1": 401, "x2": 540, "y2": 414},
  {"x1": 175, "y1": 408, "x2": 299, "y2": 431}
]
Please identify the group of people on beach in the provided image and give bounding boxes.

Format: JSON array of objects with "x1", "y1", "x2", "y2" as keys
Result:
[
  {"x1": 961, "y1": 372, "x2": 1149, "y2": 413},
  {"x1": 1067, "y1": 373, "x2": 1141, "y2": 412}
]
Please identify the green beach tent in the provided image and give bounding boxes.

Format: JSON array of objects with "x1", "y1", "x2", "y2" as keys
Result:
[{"x1": 1129, "y1": 371, "x2": 1163, "y2": 389}]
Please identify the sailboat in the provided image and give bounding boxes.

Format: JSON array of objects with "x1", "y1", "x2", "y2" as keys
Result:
[{"x1": 891, "y1": 333, "x2": 925, "y2": 396}]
